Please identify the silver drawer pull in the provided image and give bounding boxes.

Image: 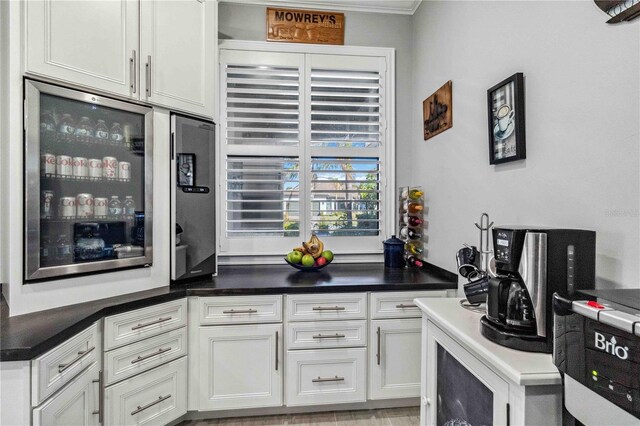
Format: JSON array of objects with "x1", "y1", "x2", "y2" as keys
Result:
[
  {"x1": 396, "y1": 303, "x2": 418, "y2": 309},
  {"x1": 131, "y1": 317, "x2": 172, "y2": 331},
  {"x1": 312, "y1": 333, "x2": 346, "y2": 339},
  {"x1": 58, "y1": 346, "x2": 95, "y2": 373},
  {"x1": 312, "y1": 376, "x2": 345, "y2": 383},
  {"x1": 131, "y1": 347, "x2": 172, "y2": 364},
  {"x1": 222, "y1": 309, "x2": 258, "y2": 314},
  {"x1": 131, "y1": 395, "x2": 171, "y2": 416},
  {"x1": 312, "y1": 306, "x2": 346, "y2": 311}
]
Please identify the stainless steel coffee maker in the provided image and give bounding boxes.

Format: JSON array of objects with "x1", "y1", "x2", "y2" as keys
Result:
[{"x1": 480, "y1": 226, "x2": 596, "y2": 353}]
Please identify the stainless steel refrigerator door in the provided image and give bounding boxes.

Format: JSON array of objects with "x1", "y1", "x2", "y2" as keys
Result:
[
  {"x1": 170, "y1": 114, "x2": 216, "y2": 280},
  {"x1": 24, "y1": 80, "x2": 153, "y2": 281}
]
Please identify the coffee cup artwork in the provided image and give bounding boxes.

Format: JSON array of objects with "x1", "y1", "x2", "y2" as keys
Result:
[{"x1": 487, "y1": 73, "x2": 526, "y2": 164}]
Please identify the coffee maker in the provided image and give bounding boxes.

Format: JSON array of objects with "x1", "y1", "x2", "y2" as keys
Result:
[{"x1": 480, "y1": 226, "x2": 596, "y2": 353}]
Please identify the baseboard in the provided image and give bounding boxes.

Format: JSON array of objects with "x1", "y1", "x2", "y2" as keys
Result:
[{"x1": 178, "y1": 398, "x2": 420, "y2": 421}]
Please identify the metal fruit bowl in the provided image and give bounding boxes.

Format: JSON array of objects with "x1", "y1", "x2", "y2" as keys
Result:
[{"x1": 284, "y1": 257, "x2": 333, "y2": 272}]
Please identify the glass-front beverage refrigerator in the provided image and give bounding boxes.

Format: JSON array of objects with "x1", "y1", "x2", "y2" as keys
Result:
[{"x1": 24, "y1": 80, "x2": 153, "y2": 281}]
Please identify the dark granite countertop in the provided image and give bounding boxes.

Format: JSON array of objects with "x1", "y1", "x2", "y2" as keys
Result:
[{"x1": 1, "y1": 263, "x2": 456, "y2": 361}]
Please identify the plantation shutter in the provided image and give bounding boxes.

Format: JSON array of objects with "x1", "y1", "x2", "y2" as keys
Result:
[
  {"x1": 220, "y1": 47, "x2": 391, "y2": 255},
  {"x1": 306, "y1": 55, "x2": 386, "y2": 239}
]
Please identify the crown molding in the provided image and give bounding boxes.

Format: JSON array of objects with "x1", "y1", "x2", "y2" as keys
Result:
[{"x1": 219, "y1": 0, "x2": 422, "y2": 15}]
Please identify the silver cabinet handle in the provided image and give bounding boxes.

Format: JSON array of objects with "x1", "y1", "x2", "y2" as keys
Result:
[
  {"x1": 145, "y1": 55, "x2": 151, "y2": 97},
  {"x1": 396, "y1": 303, "x2": 418, "y2": 309},
  {"x1": 131, "y1": 395, "x2": 171, "y2": 416},
  {"x1": 312, "y1": 376, "x2": 345, "y2": 383},
  {"x1": 313, "y1": 333, "x2": 346, "y2": 339},
  {"x1": 222, "y1": 309, "x2": 257, "y2": 314},
  {"x1": 312, "y1": 306, "x2": 345, "y2": 311},
  {"x1": 275, "y1": 331, "x2": 279, "y2": 371},
  {"x1": 131, "y1": 347, "x2": 171, "y2": 364},
  {"x1": 376, "y1": 326, "x2": 381, "y2": 365},
  {"x1": 131, "y1": 317, "x2": 171, "y2": 330},
  {"x1": 58, "y1": 346, "x2": 95, "y2": 373},
  {"x1": 130, "y1": 50, "x2": 136, "y2": 93},
  {"x1": 91, "y1": 370, "x2": 103, "y2": 422}
]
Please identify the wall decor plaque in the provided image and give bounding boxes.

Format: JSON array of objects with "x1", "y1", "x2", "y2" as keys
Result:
[
  {"x1": 266, "y1": 7, "x2": 345, "y2": 45},
  {"x1": 423, "y1": 81, "x2": 453, "y2": 141}
]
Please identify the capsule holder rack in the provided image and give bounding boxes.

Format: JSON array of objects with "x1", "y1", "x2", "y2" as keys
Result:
[{"x1": 398, "y1": 186, "x2": 425, "y2": 268}]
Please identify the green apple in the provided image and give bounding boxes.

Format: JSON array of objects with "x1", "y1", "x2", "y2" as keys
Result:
[
  {"x1": 287, "y1": 251, "x2": 303, "y2": 264},
  {"x1": 301, "y1": 254, "x2": 315, "y2": 267},
  {"x1": 321, "y1": 250, "x2": 334, "y2": 262}
]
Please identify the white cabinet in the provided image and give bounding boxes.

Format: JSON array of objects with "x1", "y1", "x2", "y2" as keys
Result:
[
  {"x1": 139, "y1": 0, "x2": 215, "y2": 117},
  {"x1": 368, "y1": 291, "x2": 446, "y2": 400},
  {"x1": 198, "y1": 324, "x2": 283, "y2": 410},
  {"x1": 104, "y1": 357, "x2": 187, "y2": 426},
  {"x1": 25, "y1": 0, "x2": 139, "y2": 98},
  {"x1": 369, "y1": 318, "x2": 422, "y2": 400},
  {"x1": 25, "y1": 0, "x2": 216, "y2": 117},
  {"x1": 33, "y1": 361, "x2": 101, "y2": 426},
  {"x1": 286, "y1": 348, "x2": 367, "y2": 406}
]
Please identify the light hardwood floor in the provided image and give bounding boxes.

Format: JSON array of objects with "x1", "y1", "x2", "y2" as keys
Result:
[{"x1": 179, "y1": 407, "x2": 420, "y2": 425}]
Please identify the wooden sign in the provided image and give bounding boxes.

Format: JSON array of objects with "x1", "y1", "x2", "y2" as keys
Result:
[
  {"x1": 423, "y1": 81, "x2": 453, "y2": 140},
  {"x1": 267, "y1": 7, "x2": 344, "y2": 45}
]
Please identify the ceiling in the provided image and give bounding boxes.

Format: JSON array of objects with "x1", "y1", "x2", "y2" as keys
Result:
[{"x1": 219, "y1": 0, "x2": 423, "y2": 15}]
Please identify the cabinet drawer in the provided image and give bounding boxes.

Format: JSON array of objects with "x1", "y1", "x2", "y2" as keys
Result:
[
  {"x1": 370, "y1": 291, "x2": 447, "y2": 319},
  {"x1": 287, "y1": 320, "x2": 367, "y2": 350},
  {"x1": 104, "y1": 327, "x2": 187, "y2": 385},
  {"x1": 286, "y1": 293, "x2": 367, "y2": 322},
  {"x1": 32, "y1": 322, "x2": 100, "y2": 407},
  {"x1": 104, "y1": 357, "x2": 187, "y2": 426},
  {"x1": 198, "y1": 295, "x2": 282, "y2": 325},
  {"x1": 285, "y1": 348, "x2": 366, "y2": 406},
  {"x1": 104, "y1": 299, "x2": 187, "y2": 351}
]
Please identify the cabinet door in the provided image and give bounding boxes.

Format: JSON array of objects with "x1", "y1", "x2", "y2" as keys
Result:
[
  {"x1": 139, "y1": 0, "x2": 215, "y2": 117},
  {"x1": 198, "y1": 324, "x2": 283, "y2": 410},
  {"x1": 25, "y1": 0, "x2": 139, "y2": 98},
  {"x1": 424, "y1": 320, "x2": 509, "y2": 426},
  {"x1": 33, "y1": 362, "x2": 100, "y2": 426},
  {"x1": 104, "y1": 357, "x2": 187, "y2": 426},
  {"x1": 370, "y1": 318, "x2": 422, "y2": 400}
]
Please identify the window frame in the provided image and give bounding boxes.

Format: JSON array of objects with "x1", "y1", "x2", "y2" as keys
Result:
[{"x1": 218, "y1": 41, "x2": 396, "y2": 260}]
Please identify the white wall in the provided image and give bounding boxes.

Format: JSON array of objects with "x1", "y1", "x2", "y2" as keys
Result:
[
  {"x1": 410, "y1": 1, "x2": 640, "y2": 288},
  {"x1": 218, "y1": 3, "x2": 415, "y2": 186}
]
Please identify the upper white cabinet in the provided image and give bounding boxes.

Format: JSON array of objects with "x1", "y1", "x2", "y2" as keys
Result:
[
  {"x1": 139, "y1": 0, "x2": 215, "y2": 117},
  {"x1": 25, "y1": 0, "x2": 216, "y2": 117},
  {"x1": 25, "y1": 0, "x2": 139, "y2": 98}
]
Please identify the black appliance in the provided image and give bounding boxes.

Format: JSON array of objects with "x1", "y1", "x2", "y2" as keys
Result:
[
  {"x1": 554, "y1": 290, "x2": 640, "y2": 425},
  {"x1": 170, "y1": 114, "x2": 217, "y2": 281},
  {"x1": 480, "y1": 227, "x2": 596, "y2": 353}
]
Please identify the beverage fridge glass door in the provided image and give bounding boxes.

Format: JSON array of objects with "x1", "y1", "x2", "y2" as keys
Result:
[
  {"x1": 25, "y1": 80, "x2": 153, "y2": 281},
  {"x1": 171, "y1": 114, "x2": 216, "y2": 281}
]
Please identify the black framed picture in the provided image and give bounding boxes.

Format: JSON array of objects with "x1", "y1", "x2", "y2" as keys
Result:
[
  {"x1": 177, "y1": 153, "x2": 195, "y2": 187},
  {"x1": 487, "y1": 73, "x2": 525, "y2": 164}
]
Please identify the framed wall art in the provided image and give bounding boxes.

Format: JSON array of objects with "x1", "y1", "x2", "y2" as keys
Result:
[{"x1": 487, "y1": 73, "x2": 525, "y2": 164}]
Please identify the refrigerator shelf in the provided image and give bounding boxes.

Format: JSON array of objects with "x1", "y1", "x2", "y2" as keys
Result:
[{"x1": 41, "y1": 174, "x2": 131, "y2": 184}]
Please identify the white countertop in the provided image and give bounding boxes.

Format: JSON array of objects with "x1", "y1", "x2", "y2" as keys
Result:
[{"x1": 414, "y1": 297, "x2": 562, "y2": 386}]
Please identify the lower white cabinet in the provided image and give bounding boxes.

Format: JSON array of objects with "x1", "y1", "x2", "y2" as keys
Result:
[
  {"x1": 198, "y1": 324, "x2": 283, "y2": 410},
  {"x1": 285, "y1": 347, "x2": 367, "y2": 406},
  {"x1": 369, "y1": 318, "x2": 422, "y2": 400},
  {"x1": 33, "y1": 361, "x2": 101, "y2": 426},
  {"x1": 104, "y1": 357, "x2": 187, "y2": 426}
]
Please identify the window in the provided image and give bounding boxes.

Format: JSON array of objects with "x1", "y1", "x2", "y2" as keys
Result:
[{"x1": 220, "y1": 44, "x2": 394, "y2": 256}]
